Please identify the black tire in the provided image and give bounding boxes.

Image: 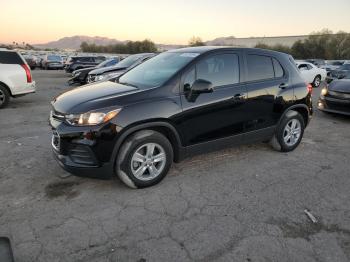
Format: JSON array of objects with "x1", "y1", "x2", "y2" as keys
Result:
[
  {"x1": 0, "y1": 85, "x2": 10, "y2": 109},
  {"x1": 116, "y1": 130, "x2": 173, "y2": 189},
  {"x1": 313, "y1": 75, "x2": 321, "y2": 88},
  {"x1": 270, "y1": 110, "x2": 305, "y2": 152}
]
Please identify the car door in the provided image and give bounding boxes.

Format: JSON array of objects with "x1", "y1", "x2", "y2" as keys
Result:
[
  {"x1": 244, "y1": 53, "x2": 292, "y2": 133},
  {"x1": 179, "y1": 51, "x2": 248, "y2": 146}
]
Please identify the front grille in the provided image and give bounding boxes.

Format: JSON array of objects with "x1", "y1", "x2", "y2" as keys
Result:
[{"x1": 328, "y1": 91, "x2": 350, "y2": 100}]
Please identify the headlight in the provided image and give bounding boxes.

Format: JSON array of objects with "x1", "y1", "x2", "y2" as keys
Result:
[
  {"x1": 65, "y1": 109, "x2": 121, "y2": 126},
  {"x1": 96, "y1": 75, "x2": 106, "y2": 81},
  {"x1": 74, "y1": 71, "x2": 81, "y2": 77},
  {"x1": 321, "y1": 87, "x2": 328, "y2": 96}
]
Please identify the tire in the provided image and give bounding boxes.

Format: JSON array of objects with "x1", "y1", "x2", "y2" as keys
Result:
[
  {"x1": 313, "y1": 75, "x2": 321, "y2": 88},
  {"x1": 270, "y1": 110, "x2": 305, "y2": 152},
  {"x1": 0, "y1": 85, "x2": 10, "y2": 109},
  {"x1": 116, "y1": 130, "x2": 173, "y2": 189}
]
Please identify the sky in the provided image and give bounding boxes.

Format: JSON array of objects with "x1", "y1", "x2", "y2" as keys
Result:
[{"x1": 1, "y1": 0, "x2": 350, "y2": 45}]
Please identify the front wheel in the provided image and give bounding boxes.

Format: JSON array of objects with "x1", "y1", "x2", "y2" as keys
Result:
[
  {"x1": 116, "y1": 130, "x2": 173, "y2": 189},
  {"x1": 270, "y1": 110, "x2": 305, "y2": 152},
  {"x1": 313, "y1": 75, "x2": 321, "y2": 88}
]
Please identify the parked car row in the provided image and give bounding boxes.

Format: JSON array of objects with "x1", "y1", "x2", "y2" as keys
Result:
[
  {"x1": 68, "y1": 58, "x2": 119, "y2": 85},
  {"x1": 326, "y1": 63, "x2": 350, "y2": 83},
  {"x1": 64, "y1": 55, "x2": 109, "y2": 73},
  {"x1": 67, "y1": 53, "x2": 154, "y2": 85},
  {"x1": 86, "y1": 53, "x2": 155, "y2": 83}
]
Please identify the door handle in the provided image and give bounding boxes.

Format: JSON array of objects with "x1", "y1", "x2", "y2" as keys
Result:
[
  {"x1": 279, "y1": 83, "x2": 288, "y2": 89},
  {"x1": 232, "y1": 93, "x2": 247, "y2": 101}
]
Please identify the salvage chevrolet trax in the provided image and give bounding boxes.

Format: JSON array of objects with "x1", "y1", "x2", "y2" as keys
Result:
[{"x1": 50, "y1": 47, "x2": 313, "y2": 188}]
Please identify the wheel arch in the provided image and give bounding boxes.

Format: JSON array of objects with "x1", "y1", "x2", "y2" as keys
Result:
[
  {"x1": 111, "y1": 121, "x2": 184, "y2": 170},
  {"x1": 278, "y1": 104, "x2": 310, "y2": 127},
  {"x1": 0, "y1": 81, "x2": 13, "y2": 96}
]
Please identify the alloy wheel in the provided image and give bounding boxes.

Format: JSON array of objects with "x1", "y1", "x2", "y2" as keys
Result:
[
  {"x1": 283, "y1": 119, "x2": 301, "y2": 146},
  {"x1": 314, "y1": 76, "x2": 321, "y2": 87},
  {"x1": 130, "y1": 143, "x2": 166, "y2": 181}
]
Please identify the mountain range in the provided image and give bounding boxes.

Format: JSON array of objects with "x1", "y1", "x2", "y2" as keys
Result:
[
  {"x1": 33, "y1": 34, "x2": 307, "y2": 51},
  {"x1": 34, "y1": 35, "x2": 188, "y2": 50},
  {"x1": 34, "y1": 36, "x2": 126, "y2": 50}
]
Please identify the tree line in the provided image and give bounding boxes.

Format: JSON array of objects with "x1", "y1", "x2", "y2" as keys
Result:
[
  {"x1": 254, "y1": 29, "x2": 350, "y2": 60},
  {"x1": 80, "y1": 39, "x2": 158, "y2": 54}
]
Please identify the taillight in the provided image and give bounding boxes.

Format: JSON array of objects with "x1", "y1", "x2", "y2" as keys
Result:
[
  {"x1": 307, "y1": 83, "x2": 313, "y2": 93},
  {"x1": 21, "y1": 64, "x2": 32, "y2": 83}
]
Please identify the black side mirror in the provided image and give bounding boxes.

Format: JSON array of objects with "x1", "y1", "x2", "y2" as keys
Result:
[
  {"x1": 191, "y1": 79, "x2": 214, "y2": 94},
  {"x1": 185, "y1": 79, "x2": 213, "y2": 102}
]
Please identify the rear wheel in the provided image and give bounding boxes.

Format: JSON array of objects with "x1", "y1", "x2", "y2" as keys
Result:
[
  {"x1": 313, "y1": 75, "x2": 321, "y2": 87},
  {"x1": 116, "y1": 130, "x2": 173, "y2": 189},
  {"x1": 0, "y1": 85, "x2": 10, "y2": 109},
  {"x1": 270, "y1": 110, "x2": 305, "y2": 152}
]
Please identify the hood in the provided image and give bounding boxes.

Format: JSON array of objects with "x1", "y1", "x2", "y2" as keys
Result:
[
  {"x1": 106, "y1": 70, "x2": 127, "y2": 80},
  {"x1": 73, "y1": 67, "x2": 96, "y2": 74},
  {"x1": 89, "y1": 65, "x2": 127, "y2": 75},
  {"x1": 52, "y1": 80, "x2": 138, "y2": 113},
  {"x1": 329, "y1": 79, "x2": 350, "y2": 93}
]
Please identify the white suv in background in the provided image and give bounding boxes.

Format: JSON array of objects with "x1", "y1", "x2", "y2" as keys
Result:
[
  {"x1": 0, "y1": 49, "x2": 36, "y2": 108},
  {"x1": 296, "y1": 61, "x2": 327, "y2": 87}
]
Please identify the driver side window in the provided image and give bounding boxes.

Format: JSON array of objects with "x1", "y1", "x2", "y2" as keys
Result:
[{"x1": 183, "y1": 53, "x2": 240, "y2": 90}]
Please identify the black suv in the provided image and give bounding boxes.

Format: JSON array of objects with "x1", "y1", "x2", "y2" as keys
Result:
[
  {"x1": 65, "y1": 56, "x2": 106, "y2": 73},
  {"x1": 50, "y1": 47, "x2": 313, "y2": 188}
]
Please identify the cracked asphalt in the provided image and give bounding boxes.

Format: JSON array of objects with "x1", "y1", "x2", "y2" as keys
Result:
[{"x1": 0, "y1": 70, "x2": 350, "y2": 262}]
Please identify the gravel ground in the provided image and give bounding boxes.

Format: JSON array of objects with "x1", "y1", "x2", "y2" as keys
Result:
[{"x1": 0, "y1": 70, "x2": 350, "y2": 262}]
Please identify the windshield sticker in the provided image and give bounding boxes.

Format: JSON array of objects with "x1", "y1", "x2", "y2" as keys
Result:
[{"x1": 180, "y1": 53, "x2": 200, "y2": 58}]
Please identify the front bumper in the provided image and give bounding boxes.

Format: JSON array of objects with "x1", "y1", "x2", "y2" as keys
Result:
[
  {"x1": 318, "y1": 95, "x2": 350, "y2": 116},
  {"x1": 52, "y1": 150, "x2": 114, "y2": 179},
  {"x1": 50, "y1": 114, "x2": 121, "y2": 179},
  {"x1": 68, "y1": 74, "x2": 84, "y2": 85}
]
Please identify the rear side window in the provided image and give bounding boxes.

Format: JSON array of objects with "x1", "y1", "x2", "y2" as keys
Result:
[
  {"x1": 247, "y1": 55, "x2": 274, "y2": 81},
  {"x1": 0, "y1": 51, "x2": 24, "y2": 64},
  {"x1": 197, "y1": 53, "x2": 240, "y2": 87},
  {"x1": 272, "y1": 58, "x2": 284, "y2": 78}
]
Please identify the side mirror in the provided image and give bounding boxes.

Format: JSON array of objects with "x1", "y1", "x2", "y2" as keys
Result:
[
  {"x1": 185, "y1": 79, "x2": 213, "y2": 102},
  {"x1": 191, "y1": 79, "x2": 214, "y2": 94}
]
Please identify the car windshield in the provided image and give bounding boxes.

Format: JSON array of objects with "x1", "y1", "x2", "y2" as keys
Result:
[
  {"x1": 48, "y1": 55, "x2": 62, "y2": 61},
  {"x1": 116, "y1": 54, "x2": 147, "y2": 68},
  {"x1": 97, "y1": 59, "x2": 116, "y2": 68},
  {"x1": 118, "y1": 52, "x2": 199, "y2": 89}
]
